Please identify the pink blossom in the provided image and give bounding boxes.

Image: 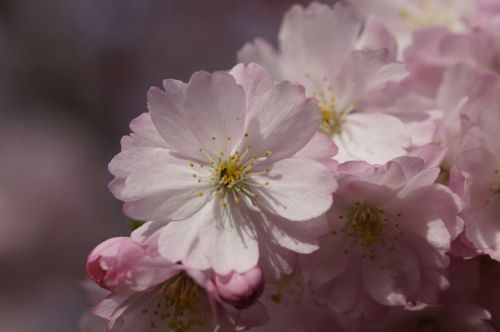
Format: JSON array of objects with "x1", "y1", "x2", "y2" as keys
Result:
[
  {"x1": 371, "y1": 62, "x2": 500, "y2": 184},
  {"x1": 87, "y1": 237, "x2": 143, "y2": 292},
  {"x1": 301, "y1": 155, "x2": 462, "y2": 318},
  {"x1": 86, "y1": 237, "x2": 176, "y2": 295},
  {"x1": 347, "y1": 0, "x2": 474, "y2": 54},
  {"x1": 238, "y1": 2, "x2": 419, "y2": 164},
  {"x1": 214, "y1": 267, "x2": 265, "y2": 309},
  {"x1": 473, "y1": 0, "x2": 500, "y2": 52},
  {"x1": 90, "y1": 268, "x2": 267, "y2": 332},
  {"x1": 83, "y1": 237, "x2": 268, "y2": 331},
  {"x1": 431, "y1": 64, "x2": 499, "y2": 169},
  {"x1": 109, "y1": 63, "x2": 337, "y2": 277},
  {"x1": 454, "y1": 102, "x2": 500, "y2": 260},
  {"x1": 356, "y1": 256, "x2": 496, "y2": 331},
  {"x1": 404, "y1": 28, "x2": 500, "y2": 94}
]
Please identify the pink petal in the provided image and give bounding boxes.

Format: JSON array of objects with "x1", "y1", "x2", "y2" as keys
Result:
[
  {"x1": 147, "y1": 79, "x2": 201, "y2": 159},
  {"x1": 407, "y1": 143, "x2": 447, "y2": 168},
  {"x1": 238, "y1": 38, "x2": 284, "y2": 80},
  {"x1": 231, "y1": 63, "x2": 320, "y2": 164},
  {"x1": 183, "y1": 71, "x2": 246, "y2": 157},
  {"x1": 357, "y1": 17, "x2": 398, "y2": 61},
  {"x1": 465, "y1": 203, "x2": 500, "y2": 260},
  {"x1": 301, "y1": 233, "x2": 351, "y2": 290},
  {"x1": 293, "y1": 131, "x2": 338, "y2": 162},
  {"x1": 279, "y1": 3, "x2": 361, "y2": 79},
  {"x1": 121, "y1": 113, "x2": 166, "y2": 150},
  {"x1": 362, "y1": 241, "x2": 421, "y2": 306}
]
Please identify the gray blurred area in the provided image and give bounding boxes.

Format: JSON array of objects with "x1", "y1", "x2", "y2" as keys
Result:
[{"x1": 0, "y1": 0, "x2": 335, "y2": 331}]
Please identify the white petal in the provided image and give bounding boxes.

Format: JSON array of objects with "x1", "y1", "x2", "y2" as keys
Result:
[
  {"x1": 119, "y1": 149, "x2": 207, "y2": 221},
  {"x1": 334, "y1": 112, "x2": 410, "y2": 164},
  {"x1": 256, "y1": 212, "x2": 327, "y2": 254},
  {"x1": 157, "y1": 204, "x2": 212, "y2": 270},
  {"x1": 147, "y1": 80, "x2": 201, "y2": 159},
  {"x1": 199, "y1": 201, "x2": 259, "y2": 275},
  {"x1": 252, "y1": 158, "x2": 336, "y2": 221}
]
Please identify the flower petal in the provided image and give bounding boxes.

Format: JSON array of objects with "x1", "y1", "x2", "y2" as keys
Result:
[
  {"x1": 199, "y1": 201, "x2": 259, "y2": 275},
  {"x1": 252, "y1": 158, "x2": 336, "y2": 221},
  {"x1": 256, "y1": 212, "x2": 327, "y2": 254},
  {"x1": 362, "y1": 241, "x2": 420, "y2": 306},
  {"x1": 279, "y1": 3, "x2": 361, "y2": 80},
  {"x1": 156, "y1": 204, "x2": 212, "y2": 270},
  {"x1": 118, "y1": 149, "x2": 207, "y2": 221},
  {"x1": 230, "y1": 63, "x2": 320, "y2": 164},
  {"x1": 334, "y1": 112, "x2": 410, "y2": 164},
  {"x1": 183, "y1": 71, "x2": 246, "y2": 157},
  {"x1": 121, "y1": 113, "x2": 167, "y2": 150},
  {"x1": 147, "y1": 79, "x2": 201, "y2": 159},
  {"x1": 238, "y1": 38, "x2": 284, "y2": 79},
  {"x1": 293, "y1": 131, "x2": 338, "y2": 162}
]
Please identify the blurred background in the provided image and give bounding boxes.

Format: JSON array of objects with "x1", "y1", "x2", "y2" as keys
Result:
[{"x1": 0, "y1": 0, "x2": 337, "y2": 331}]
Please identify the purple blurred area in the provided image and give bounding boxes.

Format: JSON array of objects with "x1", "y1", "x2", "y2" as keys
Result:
[{"x1": 0, "y1": 0, "x2": 333, "y2": 331}]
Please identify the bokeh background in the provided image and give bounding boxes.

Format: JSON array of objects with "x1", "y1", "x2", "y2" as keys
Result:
[{"x1": 0, "y1": 0, "x2": 337, "y2": 331}]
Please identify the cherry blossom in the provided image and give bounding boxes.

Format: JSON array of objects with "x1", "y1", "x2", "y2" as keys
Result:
[
  {"x1": 347, "y1": 0, "x2": 474, "y2": 54},
  {"x1": 109, "y1": 63, "x2": 337, "y2": 276},
  {"x1": 238, "y1": 2, "x2": 419, "y2": 164},
  {"x1": 454, "y1": 102, "x2": 500, "y2": 260},
  {"x1": 301, "y1": 155, "x2": 462, "y2": 318},
  {"x1": 83, "y1": 237, "x2": 268, "y2": 332}
]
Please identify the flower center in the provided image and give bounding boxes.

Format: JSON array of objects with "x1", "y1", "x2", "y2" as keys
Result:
[
  {"x1": 269, "y1": 270, "x2": 304, "y2": 305},
  {"x1": 143, "y1": 272, "x2": 208, "y2": 331},
  {"x1": 437, "y1": 163, "x2": 450, "y2": 185},
  {"x1": 331, "y1": 202, "x2": 403, "y2": 259},
  {"x1": 320, "y1": 107, "x2": 346, "y2": 136},
  {"x1": 215, "y1": 155, "x2": 246, "y2": 189},
  {"x1": 485, "y1": 168, "x2": 500, "y2": 205},
  {"x1": 346, "y1": 204, "x2": 387, "y2": 247},
  {"x1": 189, "y1": 134, "x2": 272, "y2": 208},
  {"x1": 302, "y1": 74, "x2": 355, "y2": 137},
  {"x1": 398, "y1": 1, "x2": 457, "y2": 30}
]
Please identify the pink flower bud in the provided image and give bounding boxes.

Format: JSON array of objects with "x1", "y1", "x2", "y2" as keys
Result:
[
  {"x1": 86, "y1": 237, "x2": 145, "y2": 293},
  {"x1": 214, "y1": 267, "x2": 264, "y2": 309}
]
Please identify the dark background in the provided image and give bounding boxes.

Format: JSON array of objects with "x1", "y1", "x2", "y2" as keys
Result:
[{"x1": 0, "y1": 1, "x2": 337, "y2": 331}]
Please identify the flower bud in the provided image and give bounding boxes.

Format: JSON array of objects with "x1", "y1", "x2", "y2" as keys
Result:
[
  {"x1": 214, "y1": 267, "x2": 264, "y2": 309},
  {"x1": 86, "y1": 237, "x2": 144, "y2": 293}
]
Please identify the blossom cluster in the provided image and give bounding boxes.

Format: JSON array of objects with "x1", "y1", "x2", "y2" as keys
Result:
[{"x1": 80, "y1": 1, "x2": 500, "y2": 331}]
